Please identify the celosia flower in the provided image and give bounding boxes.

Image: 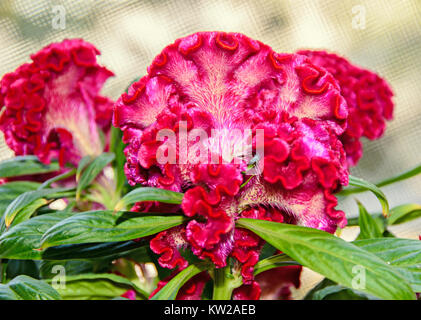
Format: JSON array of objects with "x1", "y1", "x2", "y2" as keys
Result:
[
  {"x1": 114, "y1": 32, "x2": 351, "y2": 296},
  {"x1": 297, "y1": 50, "x2": 394, "y2": 166},
  {"x1": 0, "y1": 39, "x2": 114, "y2": 166}
]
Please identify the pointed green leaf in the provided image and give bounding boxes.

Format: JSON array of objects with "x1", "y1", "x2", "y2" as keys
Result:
[
  {"x1": 115, "y1": 187, "x2": 184, "y2": 211},
  {"x1": 5, "y1": 260, "x2": 40, "y2": 280},
  {"x1": 76, "y1": 156, "x2": 94, "y2": 182},
  {"x1": 347, "y1": 175, "x2": 389, "y2": 216},
  {"x1": 339, "y1": 164, "x2": 421, "y2": 195},
  {"x1": 387, "y1": 203, "x2": 421, "y2": 225},
  {"x1": 347, "y1": 203, "x2": 421, "y2": 228},
  {"x1": 0, "y1": 211, "x2": 74, "y2": 259},
  {"x1": 304, "y1": 278, "x2": 375, "y2": 300},
  {"x1": 236, "y1": 218, "x2": 415, "y2": 300},
  {"x1": 0, "y1": 181, "x2": 40, "y2": 221},
  {"x1": 375, "y1": 163, "x2": 421, "y2": 187},
  {"x1": 41, "y1": 240, "x2": 149, "y2": 261},
  {"x1": 39, "y1": 260, "x2": 96, "y2": 279},
  {"x1": 356, "y1": 200, "x2": 384, "y2": 240},
  {"x1": 150, "y1": 262, "x2": 209, "y2": 300},
  {"x1": 354, "y1": 238, "x2": 421, "y2": 292},
  {"x1": 0, "y1": 275, "x2": 60, "y2": 300},
  {"x1": 40, "y1": 210, "x2": 185, "y2": 248},
  {"x1": 109, "y1": 126, "x2": 127, "y2": 196},
  {"x1": 47, "y1": 273, "x2": 147, "y2": 300},
  {"x1": 254, "y1": 253, "x2": 299, "y2": 276},
  {"x1": 76, "y1": 152, "x2": 115, "y2": 199},
  {"x1": 3, "y1": 187, "x2": 74, "y2": 227},
  {"x1": 0, "y1": 156, "x2": 60, "y2": 178},
  {"x1": 3, "y1": 198, "x2": 48, "y2": 230}
]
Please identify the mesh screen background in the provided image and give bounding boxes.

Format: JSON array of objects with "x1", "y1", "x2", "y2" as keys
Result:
[{"x1": 0, "y1": 0, "x2": 420, "y2": 298}]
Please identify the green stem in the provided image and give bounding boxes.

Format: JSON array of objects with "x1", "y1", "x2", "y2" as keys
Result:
[
  {"x1": 254, "y1": 253, "x2": 300, "y2": 276},
  {"x1": 212, "y1": 266, "x2": 242, "y2": 300}
]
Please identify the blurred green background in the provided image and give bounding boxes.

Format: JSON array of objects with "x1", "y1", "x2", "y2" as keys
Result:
[{"x1": 0, "y1": 0, "x2": 420, "y2": 297}]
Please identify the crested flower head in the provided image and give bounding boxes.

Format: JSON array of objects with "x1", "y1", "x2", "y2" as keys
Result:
[
  {"x1": 114, "y1": 32, "x2": 350, "y2": 289},
  {"x1": 297, "y1": 50, "x2": 394, "y2": 166},
  {"x1": 0, "y1": 39, "x2": 114, "y2": 166}
]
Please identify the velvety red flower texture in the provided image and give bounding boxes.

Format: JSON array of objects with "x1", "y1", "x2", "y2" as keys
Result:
[
  {"x1": 113, "y1": 31, "x2": 359, "y2": 298},
  {"x1": 0, "y1": 39, "x2": 114, "y2": 166},
  {"x1": 297, "y1": 50, "x2": 394, "y2": 166}
]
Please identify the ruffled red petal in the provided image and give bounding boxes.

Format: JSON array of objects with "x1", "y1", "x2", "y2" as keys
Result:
[
  {"x1": 233, "y1": 281, "x2": 261, "y2": 300},
  {"x1": 230, "y1": 228, "x2": 264, "y2": 283},
  {"x1": 182, "y1": 185, "x2": 235, "y2": 267},
  {"x1": 0, "y1": 39, "x2": 114, "y2": 165},
  {"x1": 298, "y1": 50, "x2": 394, "y2": 165},
  {"x1": 150, "y1": 227, "x2": 188, "y2": 270}
]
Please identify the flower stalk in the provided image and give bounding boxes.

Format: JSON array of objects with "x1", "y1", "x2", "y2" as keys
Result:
[{"x1": 212, "y1": 264, "x2": 243, "y2": 300}]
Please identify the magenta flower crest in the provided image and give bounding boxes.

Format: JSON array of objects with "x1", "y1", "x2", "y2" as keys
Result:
[
  {"x1": 0, "y1": 39, "x2": 114, "y2": 166},
  {"x1": 114, "y1": 32, "x2": 351, "y2": 287}
]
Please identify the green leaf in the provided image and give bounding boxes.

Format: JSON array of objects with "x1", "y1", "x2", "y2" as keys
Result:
[
  {"x1": 109, "y1": 126, "x2": 127, "y2": 196},
  {"x1": 347, "y1": 203, "x2": 421, "y2": 228},
  {"x1": 47, "y1": 273, "x2": 147, "y2": 300},
  {"x1": 0, "y1": 181, "x2": 41, "y2": 225},
  {"x1": 347, "y1": 175, "x2": 389, "y2": 216},
  {"x1": 356, "y1": 200, "x2": 384, "y2": 240},
  {"x1": 259, "y1": 242, "x2": 277, "y2": 260},
  {"x1": 0, "y1": 156, "x2": 60, "y2": 178},
  {"x1": 4, "y1": 198, "x2": 48, "y2": 230},
  {"x1": 150, "y1": 262, "x2": 209, "y2": 300},
  {"x1": 76, "y1": 156, "x2": 94, "y2": 182},
  {"x1": 115, "y1": 187, "x2": 184, "y2": 211},
  {"x1": 387, "y1": 203, "x2": 421, "y2": 225},
  {"x1": 339, "y1": 164, "x2": 421, "y2": 195},
  {"x1": 41, "y1": 240, "x2": 149, "y2": 261},
  {"x1": 253, "y1": 253, "x2": 300, "y2": 276},
  {"x1": 0, "y1": 181, "x2": 41, "y2": 200},
  {"x1": 39, "y1": 260, "x2": 98, "y2": 279},
  {"x1": 0, "y1": 275, "x2": 60, "y2": 300},
  {"x1": 5, "y1": 260, "x2": 40, "y2": 280},
  {"x1": 76, "y1": 152, "x2": 115, "y2": 199},
  {"x1": 375, "y1": 164, "x2": 421, "y2": 187},
  {"x1": 0, "y1": 211, "x2": 74, "y2": 260},
  {"x1": 354, "y1": 238, "x2": 421, "y2": 292},
  {"x1": 304, "y1": 278, "x2": 375, "y2": 300},
  {"x1": 3, "y1": 187, "x2": 74, "y2": 228},
  {"x1": 236, "y1": 218, "x2": 415, "y2": 300},
  {"x1": 40, "y1": 210, "x2": 186, "y2": 248}
]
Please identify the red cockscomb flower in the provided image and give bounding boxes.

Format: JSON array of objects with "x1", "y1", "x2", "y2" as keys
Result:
[
  {"x1": 114, "y1": 32, "x2": 351, "y2": 297},
  {"x1": 0, "y1": 39, "x2": 114, "y2": 167},
  {"x1": 297, "y1": 50, "x2": 394, "y2": 166}
]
